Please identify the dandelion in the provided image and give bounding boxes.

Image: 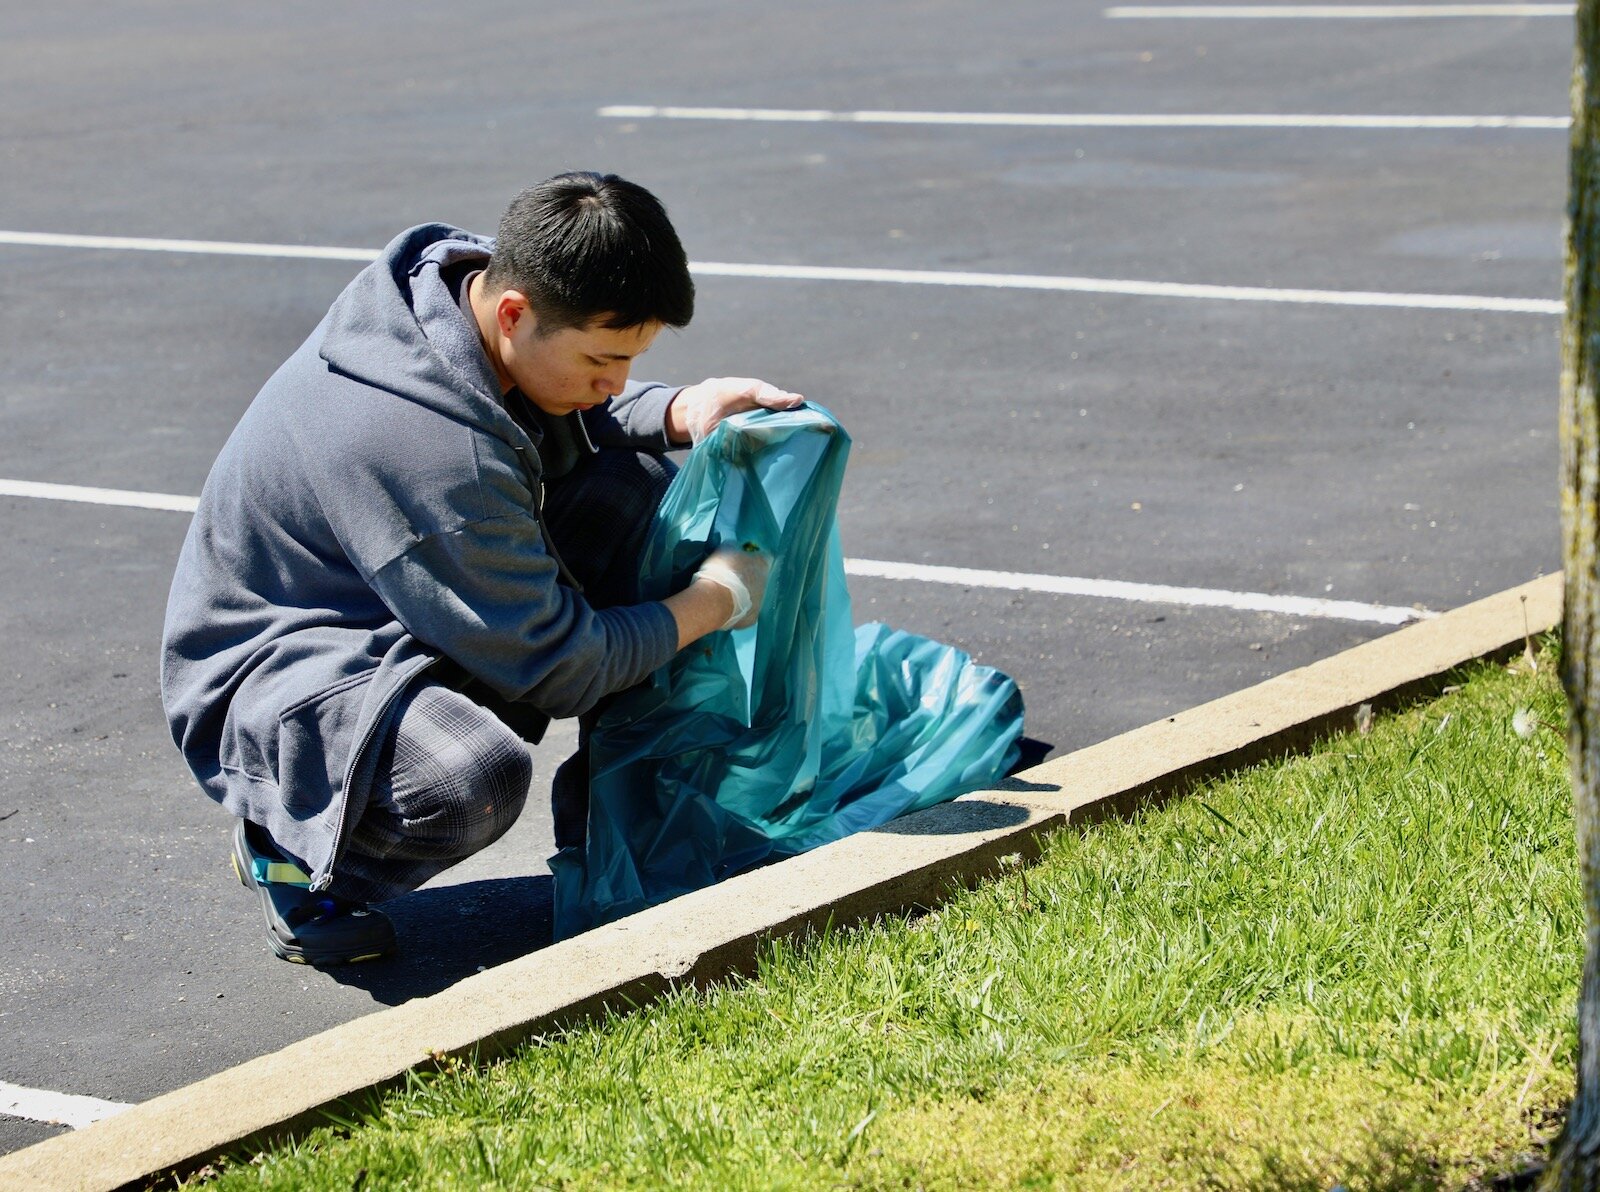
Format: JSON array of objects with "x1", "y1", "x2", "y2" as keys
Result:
[{"x1": 1513, "y1": 707, "x2": 1563, "y2": 739}]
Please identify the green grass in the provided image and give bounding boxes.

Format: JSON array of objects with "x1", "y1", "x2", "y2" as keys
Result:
[{"x1": 200, "y1": 647, "x2": 1580, "y2": 1190}]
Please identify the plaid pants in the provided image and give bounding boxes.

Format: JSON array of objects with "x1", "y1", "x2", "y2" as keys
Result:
[{"x1": 330, "y1": 447, "x2": 677, "y2": 904}]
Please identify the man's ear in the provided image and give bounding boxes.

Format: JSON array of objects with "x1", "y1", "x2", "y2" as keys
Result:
[{"x1": 495, "y1": 290, "x2": 532, "y2": 338}]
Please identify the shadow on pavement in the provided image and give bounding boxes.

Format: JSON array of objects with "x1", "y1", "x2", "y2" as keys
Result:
[
  {"x1": 326, "y1": 875, "x2": 555, "y2": 1005},
  {"x1": 1010, "y1": 735, "x2": 1054, "y2": 772},
  {"x1": 873, "y1": 797, "x2": 1036, "y2": 835},
  {"x1": 326, "y1": 740, "x2": 1057, "y2": 1001}
]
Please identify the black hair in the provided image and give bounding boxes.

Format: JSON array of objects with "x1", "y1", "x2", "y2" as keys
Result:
[{"x1": 482, "y1": 172, "x2": 694, "y2": 333}]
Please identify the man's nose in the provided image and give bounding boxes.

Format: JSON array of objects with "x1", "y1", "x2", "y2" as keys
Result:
[{"x1": 597, "y1": 365, "x2": 629, "y2": 396}]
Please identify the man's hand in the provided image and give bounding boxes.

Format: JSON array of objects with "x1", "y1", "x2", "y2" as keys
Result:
[
  {"x1": 666, "y1": 377, "x2": 805, "y2": 445},
  {"x1": 691, "y1": 546, "x2": 771, "y2": 631},
  {"x1": 663, "y1": 545, "x2": 772, "y2": 647}
]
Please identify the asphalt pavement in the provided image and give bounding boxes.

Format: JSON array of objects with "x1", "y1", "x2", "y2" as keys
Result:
[{"x1": 0, "y1": 0, "x2": 1570, "y2": 1152}]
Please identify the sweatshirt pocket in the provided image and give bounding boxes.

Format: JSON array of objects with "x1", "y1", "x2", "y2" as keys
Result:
[{"x1": 274, "y1": 668, "x2": 378, "y2": 816}]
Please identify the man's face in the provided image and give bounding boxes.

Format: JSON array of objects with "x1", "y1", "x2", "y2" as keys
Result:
[{"x1": 502, "y1": 313, "x2": 662, "y2": 418}]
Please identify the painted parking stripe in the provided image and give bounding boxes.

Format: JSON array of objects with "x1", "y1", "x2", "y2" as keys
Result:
[
  {"x1": 688, "y1": 261, "x2": 1561, "y2": 314},
  {"x1": 601, "y1": 105, "x2": 1569, "y2": 131},
  {"x1": 843, "y1": 558, "x2": 1432, "y2": 625},
  {"x1": 1105, "y1": 3, "x2": 1573, "y2": 15},
  {"x1": 0, "y1": 479, "x2": 1432, "y2": 624},
  {"x1": 0, "y1": 478, "x2": 200, "y2": 512},
  {"x1": 0, "y1": 1081, "x2": 132, "y2": 1130},
  {"x1": 0, "y1": 229, "x2": 1561, "y2": 315},
  {"x1": 0, "y1": 230, "x2": 378, "y2": 262}
]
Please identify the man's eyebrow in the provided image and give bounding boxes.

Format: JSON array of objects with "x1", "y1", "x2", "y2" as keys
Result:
[{"x1": 592, "y1": 347, "x2": 650, "y2": 361}]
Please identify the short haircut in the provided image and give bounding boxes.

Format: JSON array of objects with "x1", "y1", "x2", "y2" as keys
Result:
[{"x1": 482, "y1": 172, "x2": 695, "y2": 333}]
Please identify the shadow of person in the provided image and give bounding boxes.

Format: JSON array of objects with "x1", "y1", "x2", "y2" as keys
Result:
[
  {"x1": 1010, "y1": 735, "x2": 1054, "y2": 773},
  {"x1": 322, "y1": 875, "x2": 555, "y2": 1005},
  {"x1": 323, "y1": 736, "x2": 1058, "y2": 999}
]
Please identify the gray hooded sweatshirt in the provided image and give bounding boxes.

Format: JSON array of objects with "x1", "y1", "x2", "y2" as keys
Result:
[{"x1": 161, "y1": 224, "x2": 681, "y2": 890}]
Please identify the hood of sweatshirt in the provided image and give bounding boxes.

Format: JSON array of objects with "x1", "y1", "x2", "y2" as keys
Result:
[{"x1": 317, "y1": 223, "x2": 528, "y2": 446}]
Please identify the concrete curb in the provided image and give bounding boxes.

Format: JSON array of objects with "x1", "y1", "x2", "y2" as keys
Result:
[{"x1": 0, "y1": 573, "x2": 1561, "y2": 1192}]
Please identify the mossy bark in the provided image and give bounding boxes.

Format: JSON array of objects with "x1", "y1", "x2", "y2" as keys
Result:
[{"x1": 1553, "y1": 3, "x2": 1600, "y2": 1187}]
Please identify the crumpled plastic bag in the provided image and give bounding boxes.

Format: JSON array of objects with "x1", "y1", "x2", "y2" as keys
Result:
[{"x1": 549, "y1": 405, "x2": 1024, "y2": 938}]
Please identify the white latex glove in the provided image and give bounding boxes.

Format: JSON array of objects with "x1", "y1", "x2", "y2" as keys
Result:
[
  {"x1": 668, "y1": 377, "x2": 805, "y2": 445},
  {"x1": 692, "y1": 545, "x2": 772, "y2": 631}
]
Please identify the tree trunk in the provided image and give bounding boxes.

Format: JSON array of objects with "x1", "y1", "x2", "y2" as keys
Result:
[{"x1": 1551, "y1": 3, "x2": 1600, "y2": 1187}]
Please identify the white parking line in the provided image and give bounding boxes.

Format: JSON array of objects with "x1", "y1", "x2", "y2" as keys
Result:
[
  {"x1": 1105, "y1": 3, "x2": 1573, "y2": 15},
  {"x1": 689, "y1": 262, "x2": 1561, "y2": 314},
  {"x1": 0, "y1": 229, "x2": 378, "y2": 262},
  {"x1": 0, "y1": 479, "x2": 1432, "y2": 624},
  {"x1": 601, "y1": 105, "x2": 1569, "y2": 131},
  {"x1": 0, "y1": 230, "x2": 376, "y2": 260},
  {"x1": 0, "y1": 478, "x2": 199, "y2": 512},
  {"x1": 0, "y1": 230, "x2": 1561, "y2": 315},
  {"x1": 0, "y1": 1080, "x2": 132, "y2": 1130},
  {"x1": 845, "y1": 559, "x2": 1432, "y2": 625}
]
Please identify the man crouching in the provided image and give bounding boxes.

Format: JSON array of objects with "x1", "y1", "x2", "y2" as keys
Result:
[{"x1": 161, "y1": 172, "x2": 799, "y2": 964}]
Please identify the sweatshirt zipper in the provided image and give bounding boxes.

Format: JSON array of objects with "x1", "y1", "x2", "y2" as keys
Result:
[
  {"x1": 313, "y1": 665, "x2": 420, "y2": 893},
  {"x1": 515, "y1": 445, "x2": 585, "y2": 595}
]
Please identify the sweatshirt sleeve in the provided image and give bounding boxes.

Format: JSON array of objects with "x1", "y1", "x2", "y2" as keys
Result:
[
  {"x1": 367, "y1": 514, "x2": 679, "y2": 719},
  {"x1": 582, "y1": 379, "x2": 683, "y2": 452}
]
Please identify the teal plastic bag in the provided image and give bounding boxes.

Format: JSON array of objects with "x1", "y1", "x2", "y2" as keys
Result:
[{"x1": 549, "y1": 406, "x2": 1024, "y2": 938}]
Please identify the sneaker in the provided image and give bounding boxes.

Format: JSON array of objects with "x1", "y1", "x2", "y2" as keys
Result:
[{"x1": 230, "y1": 819, "x2": 396, "y2": 965}]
